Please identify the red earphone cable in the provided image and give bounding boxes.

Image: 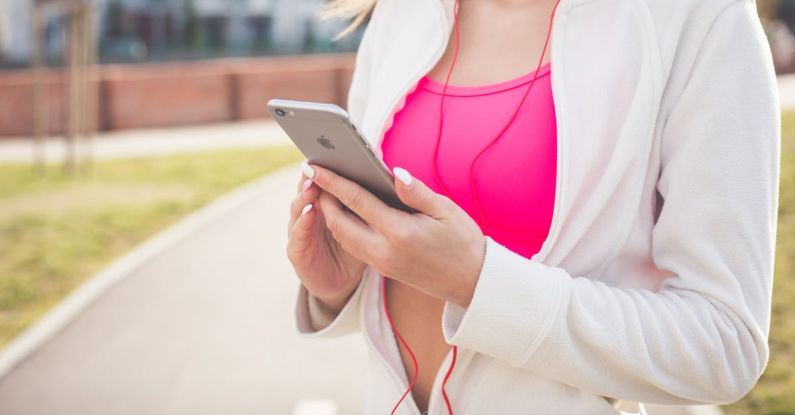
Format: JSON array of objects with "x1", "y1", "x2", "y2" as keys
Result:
[
  {"x1": 385, "y1": 1, "x2": 561, "y2": 414},
  {"x1": 440, "y1": 342, "x2": 458, "y2": 414},
  {"x1": 382, "y1": 275, "x2": 420, "y2": 415},
  {"x1": 432, "y1": 0, "x2": 562, "y2": 227},
  {"x1": 431, "y1": 0, "x2": 462, "y2": 200},
  {"x1": 468, "y1": 0, "x2": 561, "y2": 227},
  {"x1": 383, "y1": 274, "x2": 458, "y2": 415}
]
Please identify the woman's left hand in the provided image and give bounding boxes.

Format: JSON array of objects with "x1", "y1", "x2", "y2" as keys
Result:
[{"x1": 303, "y1": 162, "x2": 486, "y2": 308}]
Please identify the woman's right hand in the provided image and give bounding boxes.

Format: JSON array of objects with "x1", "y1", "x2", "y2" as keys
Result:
[{"x1": 287, "y1": 161, "x2": 367, "y2": 315}]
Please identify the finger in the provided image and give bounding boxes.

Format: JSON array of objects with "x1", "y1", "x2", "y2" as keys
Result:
[
  {"x1": 290, "y1": 179, "x2": 320, "y2": 219},
  {"x1": 287, "y1": 200, "x2": 318, "y2": 261},
  {"x1": 288, "y1": 181, "x2": 320, "y2": 236},
  {"x1": 392, "y1": 166, "x2": 453, "y2": 219},
  {"x1": 306, "y1": 161, "x2": 407, "y2": 230},
  {"x1": 317, "y1": 190, "x2": 380, "y2": 260},
  {"x1": 290, "y1": 202, "x2": 316, "y2": 247},
  {"x1": 296, "y1": 161, "x2": 313, "y2": 192}
]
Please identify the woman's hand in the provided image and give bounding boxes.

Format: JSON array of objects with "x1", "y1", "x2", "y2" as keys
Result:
[
  {"x1": 286, "y1": 162, "x2": 368, "y2": 314},
  {"x1": 305, "y1": 162, "x2": 487, "y2": 308}
]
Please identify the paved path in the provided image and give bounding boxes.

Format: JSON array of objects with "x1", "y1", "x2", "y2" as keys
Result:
[
  {"x1": 0, "y1": 165, "x2": 369, "y2": 415},
  {"x1": 0, "y1": 120, "x2": 289, "y2": 163}
]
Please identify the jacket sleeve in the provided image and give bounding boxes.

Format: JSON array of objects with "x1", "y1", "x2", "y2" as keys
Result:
[
  {"x1": 295, "y1": 272, "x2": 368, "y2": 337},
  {"x1": 440, "y1": 0, "x2": 780, "y2": 405},
  {"x1": 293, "y1": 5, "x2": 380, "y2": 339}
]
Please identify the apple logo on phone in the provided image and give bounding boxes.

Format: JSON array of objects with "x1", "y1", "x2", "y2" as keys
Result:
[{"x1": 317, "y1": 134, "x2": 335, "y2": 150}]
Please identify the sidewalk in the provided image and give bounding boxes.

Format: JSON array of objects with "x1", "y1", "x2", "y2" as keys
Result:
[
  {"x1": 0, "y1": 164, "x2": 370, "y2": 415},
  {"x1": 0, "y1": 119, "x2": 289, "y2": 163}
]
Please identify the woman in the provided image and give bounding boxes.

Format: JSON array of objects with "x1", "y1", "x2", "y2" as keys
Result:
[{"x1": 286, "y1": 0, "x2": 780, "y2": 414}]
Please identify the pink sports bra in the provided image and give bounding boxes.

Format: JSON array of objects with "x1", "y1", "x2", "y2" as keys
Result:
[{"x1": 381, "y1": 62, "x2": 557, "y2": 259}]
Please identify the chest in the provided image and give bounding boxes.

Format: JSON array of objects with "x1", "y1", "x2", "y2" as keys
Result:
[
  {"x1": 380, "y1": 67, "x2": 558, "y2": 259},
  {"x1": 424, "y1": 0, "x2": 559, "y2": 86}
]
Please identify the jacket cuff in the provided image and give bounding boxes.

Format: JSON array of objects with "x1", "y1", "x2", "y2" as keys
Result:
[
  {"x1": 295, "y1": 273, "x2": 366, "y2": 338},
  {"x1": 306, "y1": 291, "x2": 338, "y2": 329},
  {"x1": 441, "y1": 236, "x2": 567, "y2": 366}
]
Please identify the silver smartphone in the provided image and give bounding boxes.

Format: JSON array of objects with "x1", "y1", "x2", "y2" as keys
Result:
[{"x1": 267, "y1": 98, "x2": 412, "y2": 212}]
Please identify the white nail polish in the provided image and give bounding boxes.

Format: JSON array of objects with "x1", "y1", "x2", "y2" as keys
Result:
[
  {"x1": 393, "y1": 167, "x2": 413, "y2": 186},
  {"x1": 301, "y1": 179, "x2": 312, "y2": 192},
  {"x1": 302, "y1": 161, "x2": 315, "y2": 179},
  {"x1": 301, "y1": 203, "x2": 313, "y2": 215}
]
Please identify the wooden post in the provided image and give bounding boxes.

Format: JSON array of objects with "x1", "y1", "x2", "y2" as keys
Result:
[
  {"x1": 32, "y1": 0, "x2": 96, "y2": 174},
  {"x1": 31, "y1": 5, "x2": 47, "y2": 172},
  {"x1": 83, "y1": 4, "x2": 97, "y2": 170},
  {"x1": 75, "y1": 5, "x2": 86, "y2": 169},
  {"x1": 64, "y1": 7, "x2": 79, "y2": 173}
]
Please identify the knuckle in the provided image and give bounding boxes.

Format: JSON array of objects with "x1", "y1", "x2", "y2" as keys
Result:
[
  {"x1": 389, "y1": 225, "x2": 414, "y2": 244},
  {"x1": 286, "y1": 244, "x2": 297, "y2": 263},
  {"x1": 439, "y1": 195, "x2": 457, "y2": 213},
  {"x1": 324, "y1": 213, "x2": 341, "y2": 235},
  {"x1": 345, "y1": 188, "x2": 365, "y2": 211},
  {"x1": 286, "y1": 238, "x2": 303, "y2": 264}
]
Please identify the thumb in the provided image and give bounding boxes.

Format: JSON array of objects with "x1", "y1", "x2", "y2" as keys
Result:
[{"x1": 392, "y1": 167, "x2": 450, "y2": 218}]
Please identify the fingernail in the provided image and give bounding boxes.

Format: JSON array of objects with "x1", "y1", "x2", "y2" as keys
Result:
[
  {"x1": 301, "y1": 203, "x2": 313, "y2": 216},
  {"x1": 301, "y1": 161, "x2": 315, "y2": 179},
  {"x1": 393, "y1": 167, "x2": 413, "y2": 186},
  {"x1": 301, "y1": 179, "x2": 312, "y2": 192}
]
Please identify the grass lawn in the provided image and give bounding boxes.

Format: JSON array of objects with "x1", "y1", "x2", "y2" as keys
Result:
[
  {"x1": 0, "y1": 146, "x2": 301, "y2": 348},
  {"x1": 723, "y1": 111, "x2": 795, "y2": 415}
]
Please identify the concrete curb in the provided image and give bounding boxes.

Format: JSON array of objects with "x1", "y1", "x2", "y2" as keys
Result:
[{"x1": 0, "y1": 162, "x2": 300, "y2": 380}]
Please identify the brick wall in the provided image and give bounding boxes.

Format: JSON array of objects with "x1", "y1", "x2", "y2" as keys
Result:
[
  {"x1": 0, "y1": 53, "x2": 356, "y2": 138},
  {"x1": 0, "y1": 71, "x2": 69, "y2": 136}
]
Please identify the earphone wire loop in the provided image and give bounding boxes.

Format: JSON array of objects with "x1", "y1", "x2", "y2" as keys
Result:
[
  {"x1": 382, "y1": 275, "x2": 420, "y2": 415},
  {"x1": 470, "y1": 0, "x2": 561, "y2": 228},
  {"x1": 388, "y1": 0, "x2": 562, "y2": 414}
]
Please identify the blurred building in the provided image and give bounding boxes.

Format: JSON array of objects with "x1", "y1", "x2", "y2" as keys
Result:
[
  {"x1": 0, "y1": 0, "x2": 34, "y2": 64},
  {"x1": 0, "y1": 0, "x2": 361, "y2": 67}
]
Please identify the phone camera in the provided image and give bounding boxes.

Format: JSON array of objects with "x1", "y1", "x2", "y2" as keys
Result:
[{"x1": 275, "y1": 108, "x2": 286, "y2": 117}]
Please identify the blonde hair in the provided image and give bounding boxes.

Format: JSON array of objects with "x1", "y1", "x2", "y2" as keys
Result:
[{"x1": 318, "y1": 0, "x2": 377, "y2": 40}]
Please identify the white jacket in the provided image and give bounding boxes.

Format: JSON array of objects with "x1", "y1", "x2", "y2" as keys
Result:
[{"x1": 293, "y1": 0, "x2": 781, "y2": 413}]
